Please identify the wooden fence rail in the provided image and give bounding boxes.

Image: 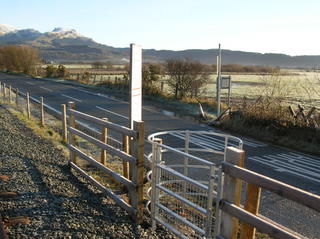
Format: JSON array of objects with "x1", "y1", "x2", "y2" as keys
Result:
[
  {"x1": 0, "y1": 83, "x2": 145, "y2": 222},
  {"x1": 67, "y1": 103, "x2": 145, "y2": 222},
  {"x1": 216, "y1": 147, "x2": 320, "y2": 239}
]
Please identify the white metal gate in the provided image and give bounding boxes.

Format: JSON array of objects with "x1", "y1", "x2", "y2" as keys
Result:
[{"x1": 147, "y1": 131, "x2": 243, "y2": 239}]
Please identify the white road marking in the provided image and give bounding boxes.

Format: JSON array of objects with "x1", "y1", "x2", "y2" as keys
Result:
[
  {"x1": 25, "y1": 82, "x2": 34, "y2": 85},
  {"x1": 169, "y1": 132, "x2": 260, "y2": 151},
  {"x1": 95, "y1": 106, "x2": 129, "y2": 119},
  {"x1": 75, "y1": 88, "x2": 174, "y2": 114},
  {"x1": 75, "y1": 89, "x2": 126, "y2": 103},
  {"x1": 61, "y1": 94, "x2": 82, "y2": 102},
  {"x1": 248, "y1": 154, "x2": 320, "y2": 184},
  {"x1": 169, "y1": 132, "x2": 228, "y2": 151},
  {"x1": 40, "y1": 86, "x2": 53, "y2": 92},
  {"x1": 241, "y1": 137, "x2": 268, "y2": 147}
]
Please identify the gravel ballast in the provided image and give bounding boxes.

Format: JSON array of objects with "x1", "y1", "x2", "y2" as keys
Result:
[{"x1": 0, "y1": 106, "x2": 173, "y2": 239}]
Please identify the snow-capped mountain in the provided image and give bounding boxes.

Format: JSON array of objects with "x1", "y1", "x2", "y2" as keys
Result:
[
  {"x1": 46, "y1": 27, "x2": 85, "y2": 39},
  {"x1": 0, "y1": 24, "x2": 16, "y2": 35},
  {"x1": 0, "y1": 24, "x2": 319, "y2": 66}
]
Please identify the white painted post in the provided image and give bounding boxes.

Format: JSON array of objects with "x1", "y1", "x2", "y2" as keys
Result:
[
  {"x1": 216, "y1": 43, "x2": 222, "y2": 117},
  {"x1": 151, "y1": 138, "x2": 162, "y2": 230},
  {"x1": 129, "y1": 43, "x2": 142, "y2": 129},
  {"x1": 227, "y1": 75, "x2": 232, "y2": 107}
]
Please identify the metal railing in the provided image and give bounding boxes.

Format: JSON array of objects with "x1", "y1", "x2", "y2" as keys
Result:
[{"x1": 147, "y1": 131, "x2": 243, "y2": 238}]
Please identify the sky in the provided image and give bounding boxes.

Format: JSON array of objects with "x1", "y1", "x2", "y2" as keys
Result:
[{"x1": 1, "y1": 0, "x2": 320, "y2": 56}]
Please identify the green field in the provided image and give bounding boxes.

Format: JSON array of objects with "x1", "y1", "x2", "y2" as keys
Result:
[
  {"x1": 204, "y1": 71, "x2": 319, "y2": 106},
  {"x1": 60, "y1": 64, "x2": 320, "y2": 108}
]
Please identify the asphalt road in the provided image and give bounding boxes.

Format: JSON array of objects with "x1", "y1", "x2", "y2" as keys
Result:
[{"x1": 0, "y1": 73, "x2": 319, "y2": 237}]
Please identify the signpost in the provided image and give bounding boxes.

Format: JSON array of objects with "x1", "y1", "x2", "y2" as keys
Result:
[
  {"x1": 129, "y1": 43, "x2": 142, "y2": 129},
  {"x1": 216, "y1": 44, "x2": 222, "y2": 117},
  {"x1": 216, "y1": 44, "x2": 232, "y2": 117}
]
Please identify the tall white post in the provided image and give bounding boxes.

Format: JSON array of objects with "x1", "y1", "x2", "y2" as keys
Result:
[
  {"x1": 129, "y1": 43, "x2": 142, "y2": 129},
  {"x1": 216, "y1": 43, "x2": 222, "y2": 117}
]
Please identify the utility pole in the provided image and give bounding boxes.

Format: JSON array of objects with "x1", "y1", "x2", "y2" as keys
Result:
[{"x1": 216, "y1": 43, "x2": 222, "y2": 117}]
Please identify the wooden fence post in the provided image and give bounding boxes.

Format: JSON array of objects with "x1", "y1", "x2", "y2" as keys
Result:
[
  {"x1": 40, "y1": 97, "x2": 44, "y2": 127},
  {"x1": 26, "y1": 92, "x2": 31, "y2": 118},
  {"x1": 3, "y1": 83, "x2": 6, "y2": 102},
  {"x1": 220, "y1": 147, "x2": 245, "y2": 239},
  {"x1": 240, "y1": 184, "x2": 261, "y2": 239},
  {"x1": 8, "y1": 85, "x2": 11, "y2": 104},
  {"x1": 61, "y1": 104, "x2": 67, "y2": 142},
  {"x1": 68, "y1": 101, "x2": 77, "y2": 164},
  {"x1": 16, "y1": 88, "x2": 19, "y2": 107},
  {"x1": 131, "y1": 121, "x2": 144, "y2": 223},
  {"x1": 122, "y1": 135, "x2": 129, "y2": 178},
  {"x1": 100, "y1": 118, "x2": 108, "y2": 165}
]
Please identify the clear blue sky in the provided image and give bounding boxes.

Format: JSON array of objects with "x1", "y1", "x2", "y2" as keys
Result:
[{"x1": 1, "y1": 0, "x2": 319, "y2": 55}]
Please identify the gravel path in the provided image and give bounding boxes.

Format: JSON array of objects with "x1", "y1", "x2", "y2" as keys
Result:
[{"x1": 0, "y1": 106, "x2": 173, "y2": 239}]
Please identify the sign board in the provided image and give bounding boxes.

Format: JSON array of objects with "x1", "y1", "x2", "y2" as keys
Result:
[
  {"x1": 129, "y1": 44, "x2": 142, "y2": 129},
  {"x1": 220, "y1": 76, "x2": 231, "y2": 89}
]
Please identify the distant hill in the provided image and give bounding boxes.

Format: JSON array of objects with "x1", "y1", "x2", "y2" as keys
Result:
[{"x1": 0, "y1": 24, "x2": 320, "y2": 68}]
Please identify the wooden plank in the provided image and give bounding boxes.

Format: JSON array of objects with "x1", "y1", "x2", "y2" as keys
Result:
[
  {"x1": 69, "y1": 162, "x2": 136, "y2": 215},
  {"x1": 220, "y1": 147, "x2": 245, "y2": 239},
  {"x1": 222, "y1": 162, "x2": 320, "y2": 212},
  {"x1": 40, "y1": 97, "x2": 44, "y2": 127},
  {"x1": 100, "y1": 118, "x2": 108, "y2": 165},
  {"x1": 15, "y1": 88, "x2": 19, "y2": 107},
  {"x1": 220, "y1": 200, "x2": 301, "y2": 239},
  {"x1": 8, "y1": 85, "x2": 11, "y2": 103},
  {"x1": 122, "y1": 135, "x2": 129, "y2": 178},
  {"x1": 68, "y1": 109, "x2": 137, "y2": 138},
  {"x1": 131, "y1": 121, "x2": 145, "y2": 223},
  {"x1": 240, "y1": 183, "x2": 261, "y2": 239},
  {"x1": 3, "y1": 83, "x2": 6, "y2": 101},
  {"x1": 68, "y1": 102, "x2": 77, "y2": 164},
  {"x1": 288, "y1": 106, "x2": 296, "y2": 117},
  {"x1": 68, "y1": 126, "x2": 136, "y2": 163},
  {"x1": 68, "y1": 144, "x2": 135, "y2": 190},
  {"x1": 26, "y1": 92, "x2": 31, "y2": 118},
  {"x1": 61, "y1": 104, "x2": 67, "y2": 142}
]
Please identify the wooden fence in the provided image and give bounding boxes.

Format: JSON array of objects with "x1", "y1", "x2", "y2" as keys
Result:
[
  {"x1": 216, "y1": 147, "x2": 320, "y2": 239},
  {"x1": 0, "y1": 82, "x2": 145, "y2": 222},
  {"x1": 67, "y1": 103, "x2": 145, "y2": 222}
]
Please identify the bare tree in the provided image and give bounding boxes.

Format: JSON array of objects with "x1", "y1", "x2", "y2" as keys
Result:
[
  {"x1": 0, "y1": 45, "x2": 40, "y2": 75},
  {"x1": 165, "y1": 59, "x2": 209, "y2": 99}
]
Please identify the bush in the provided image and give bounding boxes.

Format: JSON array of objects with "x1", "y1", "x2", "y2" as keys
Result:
[{"x1": 0, "y1": 45, "x2": 40, "y2": 75}]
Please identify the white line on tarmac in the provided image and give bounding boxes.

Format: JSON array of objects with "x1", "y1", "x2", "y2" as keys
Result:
[
  {"x1": 25, "y1": 82, "x2": 34, "y2": 85},
  {"x1": 249, "y1": 156, "x2": 320, "y2": 184},
  {"x1": 75, "y1": 89, "x2": 125, "y2": 103},
  {"x1": 263, "y1": 155, "x2": 320, "y2": 176},
  {"x1": 95, "y1": 106, "x2": 129, "y2": 119},
  {"x1": 61, "y1": 94, "x2": 82, "y2": 102},
  {"x1": 169, "y1": 132, "x2": 224, "y2": 151},
  {"x1": 75, "y1": 89, "x2": 169, "y2": 114},
  {"x1": 40, "y1": 86, "x2": 53, "y2": 92},
  {"x1": 241, "y1": 137, "x2": 268, "y2": 147}
]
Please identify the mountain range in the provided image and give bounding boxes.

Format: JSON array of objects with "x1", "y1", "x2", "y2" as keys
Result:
[{"x1": 0, "y1": 24, "x2": 319, "y2": 68}]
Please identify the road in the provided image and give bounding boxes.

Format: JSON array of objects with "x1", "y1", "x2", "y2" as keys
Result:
[{"x1": 1, "y1": 73, "x2": 319, "y2": 238}]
